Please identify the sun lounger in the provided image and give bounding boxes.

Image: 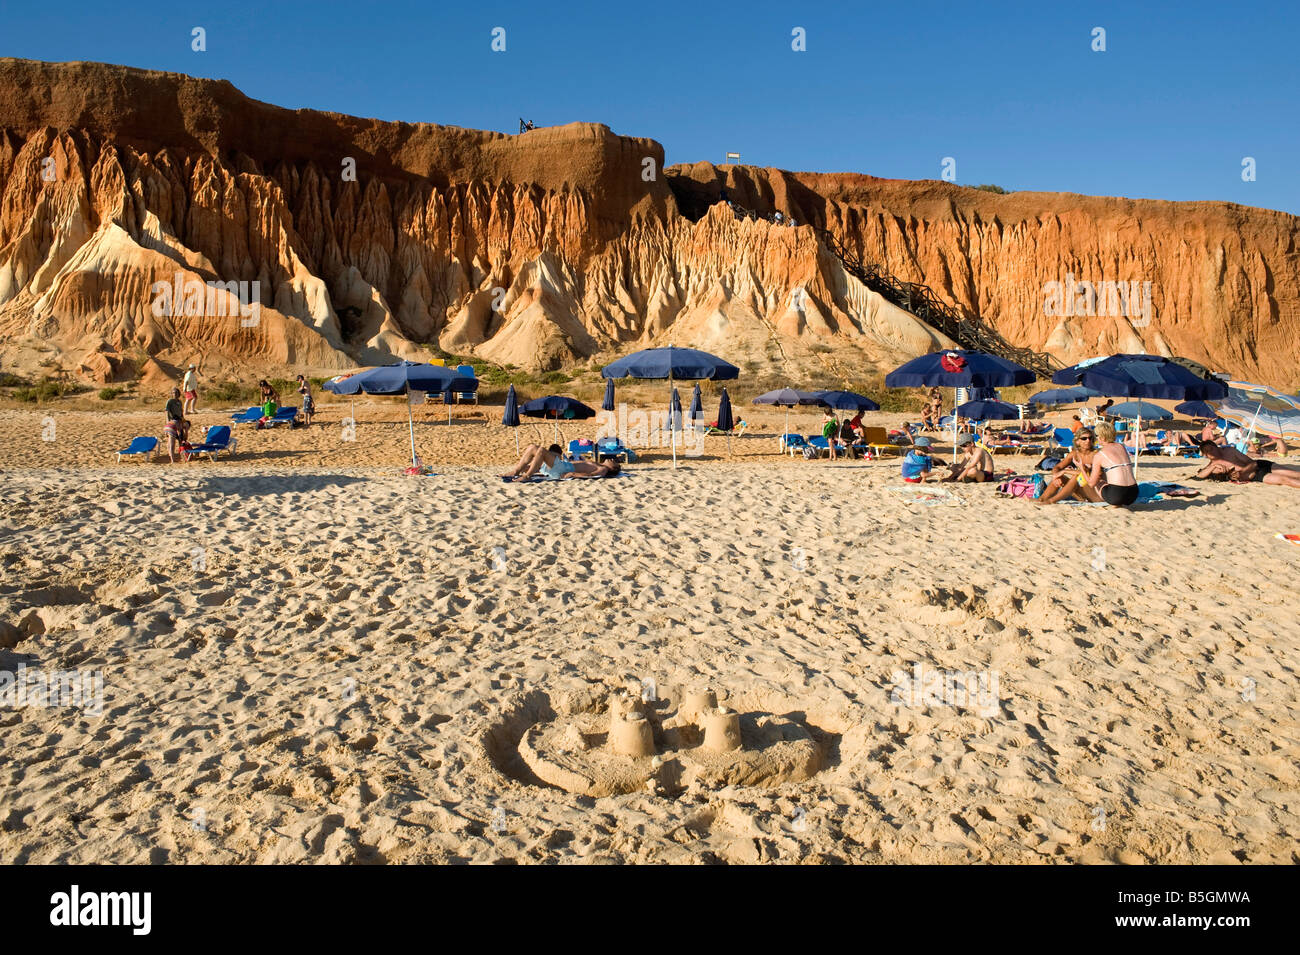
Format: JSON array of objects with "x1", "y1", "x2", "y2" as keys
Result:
[
  {"x1": 184, "y1": 425, "x2": 236, "y2": 462},
  {"x1": 231, "y1": 406, "x2": 263, "y2": 424},
  {"x1": 456, "y1": 364, "x2": 477, "y2": 404},
  {"x1": 593, "y1": 436, "x2": 636, "y2": 462},
  {"x1": 259, "y1": 406, "x2": 299, "y2": 427},
  {"x1": 780, "y1": 433, "x2": 806, "y2": 455},
  {"x1": 805, "y1": 436, "x2": 839, "y2": 458},
  {"x1": 568, "y1": 439, "x2": 595, "y2": 461},
  {"x1": 861, "y1": 426, "x2": 903, "y2": 457},
  {"x1": 116, "y1": 436, "x2": 158, "y2": 462}
]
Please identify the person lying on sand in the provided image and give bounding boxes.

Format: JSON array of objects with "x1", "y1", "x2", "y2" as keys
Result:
[
  {"x1": 1087, "y1": 423, "x2": 1138, "y2": 507},
  {"x1": 942, "y1": 434, "x2": 995, "y2": 482},
  {"x1": 502, "y1": 444, "x2": 624, "y2": 481},
  {"x1": 1195, "y1": 442, "x2": 1300, "y2": 488},
  {"x1": 1036, "y1": 429, "x2": 1100, "y2": 504}
]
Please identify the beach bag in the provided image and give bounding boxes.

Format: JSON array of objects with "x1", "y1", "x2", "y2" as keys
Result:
[
  {"x1": 1036, "y1": 454, "x2": 1062, "y2": 471},
  {"x1": 996, "y1": 476, "x2": 1039, "y2": 499},
  {"x1": 802, "y1": 446, "x2": 818, "y2": 459}
]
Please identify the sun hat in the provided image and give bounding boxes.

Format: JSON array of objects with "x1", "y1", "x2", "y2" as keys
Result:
[
  {"x1": 956, "y1": 434, "x2": 973, "y2": 446},
  {"x1": 914, "y1": 436, "x2": 932, "y2": 448}
]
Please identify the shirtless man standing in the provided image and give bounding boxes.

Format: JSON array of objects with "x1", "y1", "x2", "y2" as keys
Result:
[{"x1": 1196, "y1": 441, "x2": 1300, "y2": 488}]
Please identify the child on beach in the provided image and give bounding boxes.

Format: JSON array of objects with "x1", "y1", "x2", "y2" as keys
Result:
[
  {"x1": 821, "y1": 408, "x2": 840, "y2": 460},
  {"x1": 296, "y1": 375, "x2": 315, "y2": 426},
  {"x1": 901, "y1": 436, "x2": 937, "y2": 483}
]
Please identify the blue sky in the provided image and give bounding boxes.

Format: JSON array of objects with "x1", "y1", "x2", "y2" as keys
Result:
[{"x1": 5, "y1": 0, "x2": 1297, "y2": 213}]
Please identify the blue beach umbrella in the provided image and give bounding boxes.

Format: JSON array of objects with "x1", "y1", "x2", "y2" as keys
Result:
[
  {"x1": 1030, "y1": 386, "x2": 1102, "y2": 407},
  {"x1": 753, "y1": 388, "x2": 825, "y2": 434},
  {"x1": 1109, "y1": 401, "x2": 1172, "y2": 421},
  {"x1": 1052, "y1": 355, "x2": 1227, "y2": 474},
  {"x1": 815, "y1": 390, "x2": 881, "y2": 412},
  {"x1": 689, "y1": 383, "x2": 703, "y2": 428},
  {"x1": 886, "y1": 350, "x2": 1035, "y2": 450},
  {"x1": 1174, "y1": 399, "x2": 1218, "y2": 419},
  {"x1": 955, "y1": 399, "x2": 1021, "y2": 421},
  {"x1": 521, "y1": 395, "x2": 597, "y2": 444},
  {"x1": 502, "y1": 384, "x2": 521, "y2": 455},
  {"x1": 669, "y1": 387, "x2": 683, "y2": 433},
  {"x1": 602, "y1": 346, "x2": 740, "y2": 467},
  {"x1": 322, "y1": 360, "x2": 479, "y2": 465},
  {"x1": 716, "y1": 388, "x2": 735, "y2": 454},
  {"x1": 602, "y1": 378, "x2": 616, "y2": 412}
]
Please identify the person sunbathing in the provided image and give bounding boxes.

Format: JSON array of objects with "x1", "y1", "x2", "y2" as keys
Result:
[
  {"x1": 1087, "y1": 422, "x2": 1138, "y2": 507},
  {"x1": 942, "y1": 434, "x2": 995, "y2": 482},
  {"x1": 1036, "y1": 429, "x2": 1100, "y2": 503},
  {"x1": 1195, "y1": 441, "x2": 1300, "y2": 488},
  {"x1": 503, "y1": 444, "x2": 623, "y2": 481}
]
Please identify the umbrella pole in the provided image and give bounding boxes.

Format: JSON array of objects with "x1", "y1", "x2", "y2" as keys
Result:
[
  {"x1": 1133, "y1": 414, "x2": 1141, "y2": 479},
  {"x1": 408, "y1": 392, "x2": 417, "y2": 466},
  {"x1": 670, "y1": 374, "x2": 678, "y2": 468}
]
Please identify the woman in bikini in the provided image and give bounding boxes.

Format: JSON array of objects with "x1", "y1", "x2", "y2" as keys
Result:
[
  {"x1": 1036, "y1": 429, "x2": 1100, "y2": 504},
  {"x1": 1087, "y1": 422, "x2": 1138, "y2": 507},
  {"x1": 502, "y1": 444, "x2": 623, "y2": 481}
]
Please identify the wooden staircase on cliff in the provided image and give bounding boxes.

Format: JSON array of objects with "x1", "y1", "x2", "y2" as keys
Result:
[{"x1": 719, "y1": 201, "x2": 1061, "y2": 379}]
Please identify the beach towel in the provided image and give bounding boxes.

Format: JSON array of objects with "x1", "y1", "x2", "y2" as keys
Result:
[
  {"x1": 885, "y1": 484, "x2": 963, "y2": 506},
  {"x1": 501, "y1": 472, "x2": 630, "y2": 483}
]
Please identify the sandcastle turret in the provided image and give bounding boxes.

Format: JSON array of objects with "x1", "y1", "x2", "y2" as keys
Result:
[{"x1": 701, "y1": 706, "x2": 743, "y2": 752}]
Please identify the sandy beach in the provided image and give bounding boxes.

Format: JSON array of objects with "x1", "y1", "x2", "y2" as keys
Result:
[{"x1": 2, "y1": 402, "x2": 1298, "y2": 864}]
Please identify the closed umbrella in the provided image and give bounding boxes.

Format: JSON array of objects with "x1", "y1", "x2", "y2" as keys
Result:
[
  {"x1": 602, "y1": 378, "x2": 616, "y2": 413},
  {"x1": 689, "y1": 383, "x2": 703, "y2": 429},
  {"x1": 502, "y1": 384, "x2": 521, "y2": 456},
  {"x1": 716, "y1": 388, "x2": 735, "y2": 455},
  {"x1": 602, "y1": 347, "x2": 740, "y2": 467}
]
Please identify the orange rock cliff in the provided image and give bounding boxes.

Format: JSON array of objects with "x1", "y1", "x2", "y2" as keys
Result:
[{"x1": 1, "y1": 59, "x2": 1296, "y2": 388}]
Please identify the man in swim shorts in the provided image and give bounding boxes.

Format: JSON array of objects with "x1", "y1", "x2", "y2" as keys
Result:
[
  {"x1": 1195, "y1": 441, "x2": 1300, "y2": 488},
  {"x1": 943, "y1": 434, "x2": 996, "y2": 482}
]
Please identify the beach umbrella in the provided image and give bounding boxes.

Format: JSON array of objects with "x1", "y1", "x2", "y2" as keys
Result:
[
  {"x1": 689, "y1": 383, "x2": 703, "y2": 429},
  {"x1": 1174, "y1": 399, "x2": 1218, "y2": 419},
  {"x1": 1217, "y1": 380, "x2": 1300, "y2": 444},
  {"x1": 1052, "y1": 354, "x2": 1227, "y2": 475},
  {"x1": 602, "y1": 378, "x2": 616, "y2": 412},
  {"x1": 520, "y1": 395, "x2": 597, "y2": 445},
  {"x1": 669, "y1": 387, "x2": 683, "y2": 433},
  {"x1": 602, "y1": 346, "x2": 740, "y2": 467},
  {"x1": 886, "y1": 350, "x2": 1036, "y2": 453},
  {"x1": 502, "y1": 384, "x2": 521, "y2": 456},
  {"x1": 716, "y1": 387, "x2": 735, "y2": 455},
  {"x1": 1030, "y1": 386, "x2": 1102, "y2": 407},
  {"x1": 753, "y1": 388, "x2": 824, "y2": 434},
  {"x1": 815, "y1": 390, "x2": 880, "y2": 413},
  {"x1": 1109, "y1": 401, "x2": 1172, "y2": 420},
  {"x1": 970, "y1": 385, "x2": 1000, "y2": 401},
  {"x1": 322, "y1": 360, "x2": 478, "y2": 465}
]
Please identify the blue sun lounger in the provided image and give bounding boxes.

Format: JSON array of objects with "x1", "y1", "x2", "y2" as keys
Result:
[
  {"x1": 116, "y1": 436, "x2": 158, "y2": 462},
  {"x1": 231, "y1": 406, "x2": 263, "y2": 424},
  {"x1": 184, "y1": 425, "x2": 236, "y2": 461}
]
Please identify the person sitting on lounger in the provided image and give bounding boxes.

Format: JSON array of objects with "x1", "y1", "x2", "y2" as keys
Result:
[
  {"x1": 1087, "y1": 422, "x2": 1138, "y2": 507},
  {"x1": 1037, "y1": 429, "x2": 1100, "y2": 503},
  {"x1": 942, "y1": 434, "x2": 995, "y2": 482},
  {"x1": 1195, "y1": 441, "x2": 1300, "y2": 488},
  {"x1": 1198, "y1": 419, "x2": 1221, "y2": 444}
]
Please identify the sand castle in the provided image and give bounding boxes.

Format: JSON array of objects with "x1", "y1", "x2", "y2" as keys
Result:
[{"x1": 517, "y1": 683, "x2": 825, "y2": 797}]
